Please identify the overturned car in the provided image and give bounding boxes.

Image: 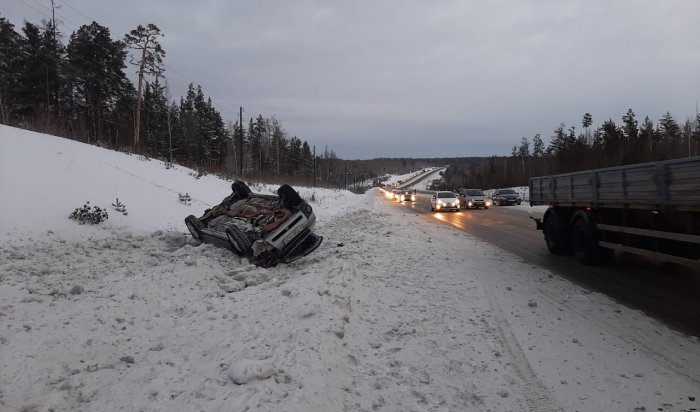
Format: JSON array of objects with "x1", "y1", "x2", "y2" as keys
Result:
[{"x1": 185, "y1": 181, "x2": 323, "y2": 266}]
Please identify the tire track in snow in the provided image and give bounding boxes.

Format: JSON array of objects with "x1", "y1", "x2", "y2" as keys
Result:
[
  {"x1": 536, "y1": 287, "x2": 700, "y2": 386},
  {"x1": 481, "y1": 282, "x2": 563, "y2": 412}
]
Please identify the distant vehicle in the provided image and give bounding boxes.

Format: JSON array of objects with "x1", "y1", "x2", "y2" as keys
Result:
[
  {"x1": 395, "y1": 190, "x2": 416, "y2": 202},
  {"x1": 185, "y1": 181, "x2": 323, "y2": 267},
  {"x1": 430, "y1": 191, "x2": 460, "y2": 212},
  {"x1": 457, "y1": 188, "x2": 490, "y2": 209},
  {"x1": 492, "y1": 189, "x2": 522, "y2": 206},
  {"x1": 530, "y1": 157, "x2": 700, "y2": 267}
]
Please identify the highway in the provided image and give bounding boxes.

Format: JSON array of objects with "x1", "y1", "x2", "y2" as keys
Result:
[{"x1": 384, "y1": 192, "x2": 700, "y2": 337}]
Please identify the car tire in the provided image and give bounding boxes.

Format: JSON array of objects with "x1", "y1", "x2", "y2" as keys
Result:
[
  {"x1": 231, "y1": 180, "x2": 252, "y2": 198},
  {"x1": 278, "y1": 184, "x2": 302, "y2": 209},
  {"x1": 226, "y1": 226, "x2": 253, "y2": 257},
  {"x1": 185, "y1": 215, "x2": 204, "y2": 241}
]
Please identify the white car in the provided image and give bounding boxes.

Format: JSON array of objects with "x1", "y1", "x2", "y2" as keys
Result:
[
  {"x1": 430, "y1": 191, "x2": 460, "y2": 212},
  {"x1": 395, "y1": 190, "x2": 416, "y2": 202}
]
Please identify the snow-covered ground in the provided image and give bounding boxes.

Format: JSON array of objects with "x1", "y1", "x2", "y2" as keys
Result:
[{"x1": 1, "y1": 125, "x2": 698, "y2": 412}]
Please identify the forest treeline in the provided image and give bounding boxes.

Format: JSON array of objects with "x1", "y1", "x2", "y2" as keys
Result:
[
  {"x1": 0, "y1": 14, "x2": 352, "y2": 188},
  {"x1": 436, "y1": 109, "x2": 700, "y2": 191},
  {"x1": 2, "y1": 14, "x2": 698, "y2": 191}
]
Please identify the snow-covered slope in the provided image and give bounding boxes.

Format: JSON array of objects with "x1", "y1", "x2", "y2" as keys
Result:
[{"x1": 1, "y1": 125, "x2": 698, "y2": 412}]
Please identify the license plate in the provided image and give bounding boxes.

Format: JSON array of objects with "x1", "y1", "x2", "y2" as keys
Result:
[{"x1": 283, "y1": 224, "x2": 304, "y2": 244}]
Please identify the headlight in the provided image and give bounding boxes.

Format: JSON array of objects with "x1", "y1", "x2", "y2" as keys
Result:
[
  {"x1": 468, "y1": 201, "x2": 473, "y2": 207},
  {"x1": 485, "y1": 200, "x2": 492, "y2": 206},
  {"x1": 400, "y1": 195, "x2": 405, "y2": 201},
  {"x1": 411, "y1": 195, "x2": 415, "y2": 201},
  {"x1": 438, "y1": 201, "x2": 445, "y2": 206}
]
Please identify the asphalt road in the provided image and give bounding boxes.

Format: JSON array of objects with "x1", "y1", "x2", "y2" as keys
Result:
[{"x1": 384, "y1": 192, "x2": 700, "y2": 337}]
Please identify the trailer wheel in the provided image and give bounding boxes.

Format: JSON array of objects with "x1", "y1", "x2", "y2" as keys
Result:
[
  {"x1": 226, "y1": 226, "x2": 252, "y2": 257},
  {"x1": 571, "y1": 217, "x2": 614, "y2": 265},
  {"x1": 543, "y1": 209, "x2": 571, "y2": 254}
]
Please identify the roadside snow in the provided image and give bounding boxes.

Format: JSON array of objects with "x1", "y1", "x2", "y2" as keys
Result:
[{"x1": 1, "y1": 126, "x2": 698, "y2": 412}]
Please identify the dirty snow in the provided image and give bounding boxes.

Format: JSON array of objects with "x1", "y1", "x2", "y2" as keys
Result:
[{"x1": 1, "y1": 125, "x2": 698, "y2": 412}]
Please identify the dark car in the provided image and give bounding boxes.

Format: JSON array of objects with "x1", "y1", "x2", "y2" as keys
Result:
[
  {"x1": 185, "y1": 181, "x2": 323, "y2": 267},
  {"x1": 491, "y1": 189, "x2": 522, "y2": 206}
]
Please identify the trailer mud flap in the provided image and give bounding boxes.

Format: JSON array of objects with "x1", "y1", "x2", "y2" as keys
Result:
[{"x1": 530, "y1": 217, "x2": 543, "y2": 231}]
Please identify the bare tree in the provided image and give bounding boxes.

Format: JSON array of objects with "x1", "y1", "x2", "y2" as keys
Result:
[{"x1": 124, "y1": 24, "x2": 165, "y2": 153}]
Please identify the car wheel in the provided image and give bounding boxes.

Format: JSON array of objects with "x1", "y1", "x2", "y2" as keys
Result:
[
  {"x1": 278, "y1": 184, "x2": 302, "y2": 209},
  {"x1": 226, "y1": 226, "x2": 253, "y2": 256},
  {"x1": 231, "y1": 180, "x2": 252, "y2": 198},
  {"x1": 185, "y1": 215, "x2": 204, "y2": 241}
]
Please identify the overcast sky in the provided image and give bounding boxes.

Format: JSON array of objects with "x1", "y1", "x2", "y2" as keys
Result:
[{"x1": 5, "y1": 0, "x2": 700, "y2": 159}]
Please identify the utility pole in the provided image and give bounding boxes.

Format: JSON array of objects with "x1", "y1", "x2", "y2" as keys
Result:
[
  {"x1": 313, "y1": 145, "x2": 316, "y2": 186},
  {"x1": 239, "y1": 106, "x2": 243, "y2": 176}
]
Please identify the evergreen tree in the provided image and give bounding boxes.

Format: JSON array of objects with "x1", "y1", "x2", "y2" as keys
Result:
[
  {"x1": 693, "y1": 113, "x2": 700, "y2": 157},
  {"x1": 681, "y1": 119, "x2": 693, "y2": 158},
  {"x1": 582, "y1": 112, "x2": 593, "y2": 144},
  {"x1": 0, "y1": 16, "x2": 23, "y2": 123},
  {"x1": 600, "y1": 119, "x2": 624, "y2": 165},
  {"x1": 639, "y1": 116, "x2": 656, "y2": 161},
  {"x1": 141, "y1": 78, "x2": 168, "y2": 157},
  {"x1": 16, "y1": 22, "x2": 48, "y2": 119},
  {"x1": 301, "y1": 141, "x2": 313, "y2": 178},
  {"x1": 622, "y1": 109, "x2": 638, "y2": 140},
  {"x1": 124, "y1": 23, "x2": 165, "y2": 153},
  {"x1": 65, "y1": 22, "x2": 128, "y2": 142},
  {"x1": 658, "y1": 111, "x2": 681, "y2": 158}
]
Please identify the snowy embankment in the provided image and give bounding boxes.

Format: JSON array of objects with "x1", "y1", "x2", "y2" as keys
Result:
[{"x1": 1, "y1": 126, "x2": 699, "y2": 412}]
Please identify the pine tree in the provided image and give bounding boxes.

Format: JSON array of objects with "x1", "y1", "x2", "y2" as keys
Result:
[
  {"x1": 65, "y1": 22, "x2": 128, "y2": 143},
  {"x1": 639, "y1": 116, "x2": 656, "y2": 161},
  {"x1": 582, "y1": 112, "x2": 593, "y2": 145},
  {"x1": 0, "y1": 16, "x2": 23, "y2": 123},
  {"x1": 658, "y1": 111, "x2": 681, "y2": 158},
  {"x1": 124, "y1": 24, "x2": 165, "y2": 153}
]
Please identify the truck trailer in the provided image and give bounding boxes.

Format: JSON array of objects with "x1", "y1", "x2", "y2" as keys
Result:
[{"x1": 529, "y1": 157, "x2": 700, "y2": 268}]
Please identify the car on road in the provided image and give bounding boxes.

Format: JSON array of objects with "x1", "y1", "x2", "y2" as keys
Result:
[
  {"x1": 491, "y1": 189, "x2": 522, "y2": 206},
  {"x1": 430, "y1": 191, "x2": 460, "y2": 212},
  {"x1": 457, "y1": 188, "x2": 490, "y2": 209},
  {"x1": 185, "y1": 180, "x2": 323, "y2": 267},
  {"x1": 395, "y1": 190, "x2": 416, "y2": 202}
]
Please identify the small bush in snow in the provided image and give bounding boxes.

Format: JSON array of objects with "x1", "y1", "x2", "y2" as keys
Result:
[
  {"x1": 69, "y1": 202, "x2": 109, "y2": 224},
  {"x1": 112, "y1": 198, "x2": 128, "y2": 215}
]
